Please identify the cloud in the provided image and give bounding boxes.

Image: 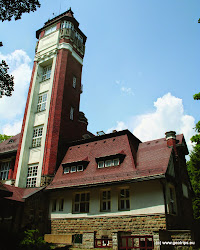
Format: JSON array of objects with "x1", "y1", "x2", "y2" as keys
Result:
[
  {"x1": 115, "y1": 80, "x2": 134, "y2": 95},
  {"x1": 121, "y1": 87, "x2": 134, "y2": 95},
  {"x1": 0, "y1": 50, "x2": 32, "y2": 134},
  {"x1": 2, "y1": 120, "x2": 22, "y2": 135},
  {"x1": 107, "y1": 93, "x2": 195, "y2": 151}
]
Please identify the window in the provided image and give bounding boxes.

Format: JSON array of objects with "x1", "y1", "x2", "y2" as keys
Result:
[
  {"x1": 169, "y1": 186, "x2": 177, "y2": 215},
  {"x1": 61, "y1": 21, "x2": 74, "y2": 30},
  {"x1": 98, "y1": 161, "x2": 104, "y2": 168},
  {"x1": 45, "y1": 25, "x2": 56, "y2": 35},
  {"x1": 101, "y1": 190, "x2": 111, "y2": 212},
  {"x1": 105, "y1": 160, "x2": 112, "y2": 167},
  {"x1": 52, "y1": 199, "x2": 57, "y2": 212},
  {"x1": 32, "y1": 127, "x2": 43, "y2": 148},
  {"x1": 97, "y1": 158, "x2": 120, "y2": 168},
  {"x1": 74, "y1": 192, "x2": 90, "y2": 213},
  {"x1": 37, "y1": 93, "x2": 47, "y2": 112},
  {"x1": 70, "y1": 107, "x2": 74, "y2": 120},
  {"x1": 182, "y1": 183, "x2": 189, "y2": 198},
  {"x1": 42, "y1": 65, "x2": 51, "y2": 81},
  {"x1": 73, "y1": 76, "x2": 76, "y2": 88},
  {"x1": 0, "y1": 162, "x2": 10, "y2": 180},
  {"x1": 72, "y1": 234, "x2": 83, "y2": 244},
  {"x1": 71, "y1": 166, "x2": 76, "y2": 173},
  {"x1": 77, "y1": 165, "x2": 83, "y2": 172},
  {"x1": 59, "y1": 199, "x2": 64, "y2": 211},
  {"x1": 64, "y1": 167, "x2": 70, "y2": 174},
  {"x1": 26, "y1": 165, "x2": 38, "y2": 187},
  {"x1": 119, "y1": 189, "x2": 130, "y2": 210}
]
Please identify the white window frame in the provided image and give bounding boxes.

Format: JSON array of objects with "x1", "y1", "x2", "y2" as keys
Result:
[
  {"x1": 113, "y1": 158, "x2": 120, "y2": 166},
  {"x1": 73, "y1": 76, "x2": 76, "y2": 88},
  {"x1": 71, "y1": 166, "x2": 76, "y2": 173},
  {"x1": 26, "y1": 165, "x2": 38, "y2": 187},
  {"x1": 119, "y1": 188, "x2": 130, "y2": 211},
  {"x1": 64, "y1": 167, "x2": 70, "y2": 174},
  {"x1": 32, "y1": 126, "x2": 43, "y2": 148},
  {"x1": 37, "y1": 92, "x2": 47, "y2": 112},
  {"x1": 70, "y1": 107, "x2": 74, "y2": 120},
  {"x1": 77, "y1": 165, "x2": 83, "y2": 172},
  {"x1": 0, "y1": 161, "x2": 10, "y2": 180},
  {"x1": 42, "y1": 65, "x2": 52, "y2": 81},
  {"x1": 98, "y1": 161, "x2": 104, "y2": 168},
  {"x1": 101, "y1": 190, "x2": 111, "y2": 212},
  {"x1": 73, "y1": 192, "x2": 90, "y2": 213},
  {"x1": 105, "y1": 160, "x2": 112, "y2": 167}
]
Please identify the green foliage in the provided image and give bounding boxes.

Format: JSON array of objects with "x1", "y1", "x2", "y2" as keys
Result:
[
  {"x1": 0, "y1": 0, "x2": 41, "y2": 22},
  {"x1": 0, "y1": 134, "x2": 12, "y2": 143},
  {"x1": 193, "y1": 92, "x2": 200, "y2": 100},
  {"x1": 187, "y1": 91, "x2": 200, "y2": 219},
  {"x1": 20, "y1": 229, "x2": 51, "y2": 250},
  {"x1": 0, "y1": 60, "x2": 14, "y2": 98}
]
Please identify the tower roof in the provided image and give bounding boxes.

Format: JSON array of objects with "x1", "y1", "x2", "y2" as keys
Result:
[{"x1": 36, "y1": 8, "x2": 86, "y2": 42}]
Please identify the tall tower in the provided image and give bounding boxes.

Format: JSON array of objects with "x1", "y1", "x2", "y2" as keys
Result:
[{"x1": 14, "y1": 8, "x2": 89, "y2": 188}]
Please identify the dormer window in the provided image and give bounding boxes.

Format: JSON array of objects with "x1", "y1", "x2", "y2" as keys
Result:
[
  {"x1": 97, "y1": 158, "x2": 120, "y2": 169},
  {"x1": 8, "y1": 139, "x2": 14, "y2": 144},
  {"x1": 77, "y1": 165, "x2": 83, "y2": 172},
  {"x1": 63, "y1": 160, "x2": 89, "y2": 174},
  {"x1": 96, "y1": 152, "x2": 125, "y2": 169},
  {"x1": 71, "y1": 166, "x2": 76, "y2": 173},
  {"x1": 98, "y1": 161, "x2": 104, "y2": 168}
]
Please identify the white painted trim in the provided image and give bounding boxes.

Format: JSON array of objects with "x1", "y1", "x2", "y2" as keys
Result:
[
  {"x1": 58, "y1": 43, "x2": 83, "y2": 65},
  {"x1": 50, "y1": 205, "x2": 165, "y2": 219},
  {"x1": 36, "y1": 54, "x2": 58, "y2": 187},
  {"x1": 15, "y1": 63, "x2": 39, "y2": 187}
]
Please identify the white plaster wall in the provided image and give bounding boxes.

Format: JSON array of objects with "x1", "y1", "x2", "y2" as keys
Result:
[
  {"x1": 34, "y1": 112, "x2": 46, "y2": 127},
  {"x1": 37, "y1": 31, "x2": 59, "y2": 55},
  {"x1": 49, "y1": 179, "x2": 165, "y2": 219},
  {"x1": 39, "y1": 80, "x2": 50, "y2": 93},
  {"x1": 28, "y1": 148, "x2": 41, "y2": 164}
]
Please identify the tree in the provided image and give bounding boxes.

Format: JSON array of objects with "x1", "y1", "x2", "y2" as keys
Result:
[
  {"x1": 187, "y1": 92, "x2": 200, "y2": 219},
  {"x1": 0, "y1": 0, "x2": 41, "y2": 22},
  {"x1": 0, "y1": 134, "x2": 12, "y2": 143},
  {"x1": 0, "y1": 1, "x2": 41, "y2": 98},
  {"x1": 0, "y1": 59, "x2": 14, "y2": 98}
]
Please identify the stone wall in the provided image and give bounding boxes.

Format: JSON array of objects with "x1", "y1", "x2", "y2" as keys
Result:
[
  {"x1": 50, "y1": 214, "x2": 166, "y2": 249},
  {"x1": 51, "y1": 214, "x2": 166, "y2": 236}
]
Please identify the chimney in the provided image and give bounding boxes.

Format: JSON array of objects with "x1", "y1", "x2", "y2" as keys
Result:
[{"x1": 165, "y1": 131, "x2": 177, "y2": 156}]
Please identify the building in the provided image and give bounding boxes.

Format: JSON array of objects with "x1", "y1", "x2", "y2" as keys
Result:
[{"x1": 0, "y1": 9, "x2": 195, "y2": 250}]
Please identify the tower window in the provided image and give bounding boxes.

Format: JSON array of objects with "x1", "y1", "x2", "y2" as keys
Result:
[
  {"x1": 26, "y1": 165, "x2": 38, "y2": 187},
  {"x1": 0, "y1": 161, "x2": 10, "y2": 180},
  {"x1": 73, "y1": 76, "x2": 76, "y2": 88},
  {"x1": 70, "y1": 107, "x2": 74, "y2": 120},
  {"x1": 37, "y1": 93, "x2": 47, "y2": 112},
  {"x1": 45, "y1": 25, "x2": 56, "y2": 36},
  {"x1": 42, "y1": 66, "x2": 51, "y2": 81},
  {"x1": 32, "y1": 127, "x2": 43, "y2": 148}
]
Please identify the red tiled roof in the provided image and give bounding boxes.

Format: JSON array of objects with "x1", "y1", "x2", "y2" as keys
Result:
[
  {"x1": 1, "y1": 184, "x2": 43, "y2": 202},
  {"x1": 0, "y1": 133, "x2": 20, "y2": 155},
  {"x1": 47, "y1": 130, "x2": 185, "y2": 190}
]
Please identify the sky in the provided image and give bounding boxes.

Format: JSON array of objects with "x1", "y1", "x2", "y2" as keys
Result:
[{"x1": 0, "y1": 0, "x2": 199, "y2": 153}]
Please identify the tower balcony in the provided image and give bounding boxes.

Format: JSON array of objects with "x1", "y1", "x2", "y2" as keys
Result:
[{"x1": 60, "y1": 28, "x2": 85, "y2": 55}]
